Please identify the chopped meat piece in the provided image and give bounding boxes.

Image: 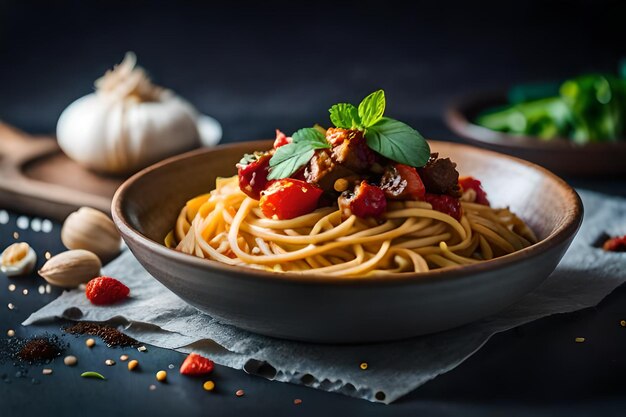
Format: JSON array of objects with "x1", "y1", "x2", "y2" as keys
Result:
[
  {"x1": 304, "y1": 149, "x2": 356, "y2": 192},
  {"x1": 380, "y1": 163, "x2": 426, "y2": 200},
  {"x1": 338, "y1": 181, "x2": 387, "y2": 219},
  {"x1": 330, "y1": 129, "x2": 377, "y2": 172},
  {"x1": 326, "y1": 127, "x2": 350, "y2": 146},
  {"x1": 424, "y1": 193, "x2": 462, "y2": 220},
  {"x1": 418, "y1": 153, "x2": 461, "y2": 197}
]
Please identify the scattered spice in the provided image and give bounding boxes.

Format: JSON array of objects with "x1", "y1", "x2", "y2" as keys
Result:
[
  {"x1": 7, "y1": 330, "x2": 15, "y2": 337},
  {"x1": 64, "y1": 322, "x2": 139, "y2": 348},
  {"x1": 203, "y1": 380, "x2": 215, "y2": 391},
  {"x1": 7, "y1": 303, "x2": 15, "y2": 310},
  {"x1": 42, "y1": 369, "x2": 53, "y2": 375},
  {"x1": 81, "y1": 371, "x2": 105, "y2": 380},
  {"x1": 38, "y1": 285, "x2": 45, "y2": 295},
  {"x1": 359, "y1": 362, "x2": 368, "y2": 370},
  {"x1": 22, "y1": 289, "x2": 28, "y2": 296},
  {"x1": 8, "y1": 284, "x2": 16, "y2": 292},
  {"x1": 138, "y1": 346, "x2": 147, "y2": 352},
  {"x1": 149, "y1": 384, "x2": 156, "y2": 391},
  {"x1": 44, "y1": 251, "x2": 52, "y2": 260},
  {"x1": 128, "y1": 360, "x2": 139, "y2": 371},
  {"x1": 85, "y1": 338, "x2": 95, "y2": 348},
  {"x1": 575, "y1": 337, "x2": 586, "y2": 343},
  {"x1": 620, "y1": 320, "x2": 626, "y2": 328},
  {"x1": 294, "y1": 399, "x2": 303, "y2": 405},
  {"x1": 64, "y1": 355, "x2": 77, "y2": 366},
  {"x1": 168, "y1": 364, "x2": 174, "y2": 369},
  {"x1": 235, "y1": 389, "x2": 245, "y2": 397},
  {"x1": 120, "y1": 354, "x2": 129, "y2": 361},
  {"x1": 13, "y1": 232, "x2": 19, "y2": 239},
  {"x1": 18, "y1": 337, "x2": 63, "y2": 363},
  {"x1": 45, "y1": 284, "x2": 51, "y2": 294},
  {"x1": 156, "y1": 370, "x2": 167, "y2": 382},
  {"x1": 105, "y1": 359, "x2": 115, "y2": 366}
]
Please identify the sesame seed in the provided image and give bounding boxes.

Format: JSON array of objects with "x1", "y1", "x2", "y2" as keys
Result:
[
  {"x1": 44, "y1": 251, "x2": 52, "y2": 260},
  {"x1": 22, "y1": 289, "x2": 28, "y2": 296},
  {"x1": 13, "y1": 232, "x2": 19, "y2": 239},
  {"x1": 38, "y1": 285, "x2": 45, "y2": 295},
  {"x1": 575, "y1": 337, "x2": 586, "y2": 343},
  {"x1": 42, "y1": 369, "x2": 53, "y2": 375},
  {"x1": 7, "y1": 329, "x2": 15, "y2": 337},
  {"x1": 7, "y1": 303, "x2": 15, "y2": 310},
  {"x1": 235, "y1": 389, "x2": 245, "y2": 397},
  {"x1": 64, "y1": 356, "x2": 78, "y2": 366},
  {"x1": 168, "y1": 364, "x2": 174, "y2": 369},
  {"x1": 105, "y1": 359, "x2": 115, "y2": 366},
  {"x1": 8, "y1": 284, "x2": 16, "y2": 292},
  {"x1": 45, "y1": 284, "x2": 51, "y2": 294},
  {"x1": 119, "y1": 354, "x2": 129, "y2": 361}
]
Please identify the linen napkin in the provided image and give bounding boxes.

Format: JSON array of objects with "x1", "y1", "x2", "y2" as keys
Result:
[{"x1": 23, "y1": 189, "x2": 626, "y2": 403}]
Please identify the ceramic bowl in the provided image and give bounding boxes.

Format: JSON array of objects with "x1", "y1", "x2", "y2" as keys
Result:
[
  {"x1": 445, "y1": 91, "x2": 626, "y2": 177},
  {"x1": 111, "y1": 140, "x2": 583, "y2": 343}
]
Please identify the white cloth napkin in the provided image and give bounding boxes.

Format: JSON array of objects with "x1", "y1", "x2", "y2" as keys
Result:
[{"x1": 23, "y1": 190, "x2": 626, "y2": 403}]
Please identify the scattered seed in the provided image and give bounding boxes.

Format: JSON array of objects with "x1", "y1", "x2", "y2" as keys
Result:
[
  {"x1": 120, "y1": 354, "x2": 129, "y2": 361},
  {"x1": 8, "y1": 284, "x2": 16, "y2": 292},
  {"x1": 81, "y1": 371, "x2": 105, "y2": 380},
  {"x1": 64, "y1": 355, "x2": 77, "y2": 366},
  {"x1": 7, "y1": 329, "x2": 15, "y2": 337},
  {"x1": 22, "y1": 289, "x2": 28, "y2": 296},
  {"x1": 42, "y1": 369, "x2": 53, "y2": 375},
  {"x1": 45, "y1": 284, "x2": 51, "y2": 294},
  {"x1": 0, "y1": 210, "x2": 8, "y2": 224},
  {"x1": 105, "y1": 359, "x2": 115, "y2": 366},
  {"x1": 128, "y1": 360, "x2": 139, "y2": 371},
  {"x1": 168, "y1": 364, "x2": 174, "y2": 369},
  {"x1": 85, "y1": 338, "x2": 95, "y2": 348},
  {"x1": 149, "y1": 384, "x2": 156, "y2": 391},
  {"x1": 575, "y1": 337, "x2": 586, "y2": 343},
  {"x1": 42, "y1": 219, "x2": 53, "y2": 233},
  {"x1": 156, "y1": 370, "x2": 167, "y2": 382},
  {"x1": 44, "y1": 251, "x2": 52, "y2": 260},
  {"x1": 38, "y1": 285, "x2": 45, "y2": 295},
  {"x1": 203, "y1": 380, "x2": 215, "y2": 391},
  {"x1": 30, "y1": 218, "x2": 42, "y2": 232},
  {"x1": 294, "y1": 399, "x2": 302, "y2": 405},
  {"x1": 359, "y1": 362, "x2": 368, "y2": 370},
  {"x1": 16, "y1": 216, "x2": 29, "y2": 230},
  {"x1": 137, "y1": 346, "x2": 147, "y2": 352},
  {"x1": 235, "y1": 389, "x2": 245, "y2": 397},
  {"x1": 13, "y1": 232, "x2": 19, "y2": 239},
  {"x1": 8, "y1": 303, "x2": 15, "y2": 310},
  {"x1": 620, "y1": 320, "x2": 626, "y2": 327}
]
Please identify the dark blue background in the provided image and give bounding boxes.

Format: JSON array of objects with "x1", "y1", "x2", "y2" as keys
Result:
[{"x1": 1, "y1": 1, "x2": 626, "y2": 416}]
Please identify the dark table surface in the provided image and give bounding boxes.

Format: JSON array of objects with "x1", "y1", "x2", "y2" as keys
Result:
[{"x1": 1, "y1": 1, "x2": 626, "y2": 416}]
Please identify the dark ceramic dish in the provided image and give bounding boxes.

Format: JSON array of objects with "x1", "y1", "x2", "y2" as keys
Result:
[
  {"x1": 111, "y1": 140, "x2": 583, "y2": 343},
  {"x1": 445, "y1": 91, "x2": 626, "y2": 177}
]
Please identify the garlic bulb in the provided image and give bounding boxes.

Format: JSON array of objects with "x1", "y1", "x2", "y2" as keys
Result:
[
  {"x1": 57, "y1": 52, "x2": 201, "y2": 174},
  {"x1": 1, "y1": 242, "x2": 37, "y2": 276}
]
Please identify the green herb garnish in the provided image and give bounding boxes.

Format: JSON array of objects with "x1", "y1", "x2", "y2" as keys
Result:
[
  {"x1": 267, "y1": 90, "x2": 431, "y2": 179},
  {"x1": 267, "y1": 128, "x2": 330, "y2": 180},
  {"x1": 81, "y1": 371, "x2": 106, "y2": 380},
  {"x1": 329, "y1": 90, "x2": 431, "y2": 167}
]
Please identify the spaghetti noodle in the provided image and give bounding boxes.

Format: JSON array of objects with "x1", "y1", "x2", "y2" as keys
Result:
[{"x1": 166, "y1": 175, "x2": 537, "y2": 276}]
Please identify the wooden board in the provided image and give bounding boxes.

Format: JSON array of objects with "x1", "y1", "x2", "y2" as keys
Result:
[{"x1": 0, "y1": 122, "x2": 124, "y2": 221}]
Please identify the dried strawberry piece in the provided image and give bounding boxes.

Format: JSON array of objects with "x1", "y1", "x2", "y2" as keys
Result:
[
  {"x1": 180, "y1": 353, "x2": 214, "y2": 375},
  {"x1": 85, "y1": 276, "x2": 130, "y2": 305}
]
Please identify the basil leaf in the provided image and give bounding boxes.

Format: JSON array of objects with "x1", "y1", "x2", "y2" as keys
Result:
[
  {"x1": 329, "y1": 103, "x2": 361, "y2": 129},
  {"x1": 291, "y1": 127, "x2": 328, "y2": 146},
  {"x1": 365, "y1": 117, "x2": 431, "y2": 167},
  {"x1": 358, "y1": 90, "x2": 386, "y2": 127},
  {"x1": 267, "y1": 129, "x2": 330, "y2": 180}
]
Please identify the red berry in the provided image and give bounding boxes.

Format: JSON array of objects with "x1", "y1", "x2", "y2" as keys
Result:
[
  {"x1": 179, "y1": 353, "x2": 214, "y2": 375},
  {"x1": 85, "y1": 276, "x2": 130, "y2": 305}
]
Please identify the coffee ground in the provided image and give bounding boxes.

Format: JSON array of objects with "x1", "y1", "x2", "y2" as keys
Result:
[
  {"x1": 64, "y1": 322, "x2": 139, "y2": 348},
  {"x1": 0, "y1": 334, "x2": 66, "y2": 365}
]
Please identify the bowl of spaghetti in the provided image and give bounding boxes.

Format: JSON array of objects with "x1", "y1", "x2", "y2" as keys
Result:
[{"x1": 112, "y1": 91, "x2": 582, "y2": 343}]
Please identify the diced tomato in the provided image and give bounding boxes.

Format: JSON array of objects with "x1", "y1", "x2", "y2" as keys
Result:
[
  {"x1": 424, "y1": 193, "x2": 462, "y2": 220},
  {"x1": 396, "y1": 164, "x2": 426, "y2": 200},
  {"x1": 273, "y1": 129, "x2": 292, "y2": 149},
  {"x1": 237, "y1": 153, "x2": 271, "y2": 200},
  {"x1": 340, "y1": 181, "x2": 387, "y2": 218},
  {"x1": 603, "y1": 235, "x2": 626, "y2": 252},
  {"x1": 259, "y1": 179, "x2": 323, "y2": 220},
  {"x1": 459, "y1": 176, "x2": 490, "y2": 206}
]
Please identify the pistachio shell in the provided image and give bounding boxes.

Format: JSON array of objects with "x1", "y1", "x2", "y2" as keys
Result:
[
  {"x1": 61, "y1": 207, "x2": 121, "y2": 262},
  {"x1": 38, "y1": 249, "x2": 101, "y2": 288}
]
